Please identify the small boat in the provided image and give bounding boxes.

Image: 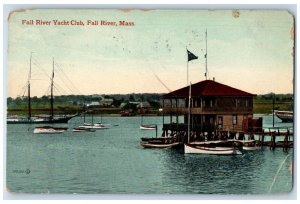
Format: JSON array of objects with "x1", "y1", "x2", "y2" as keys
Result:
[
  {"x1": 33, "y1": 126, "x2": 68, "y2": 134},
  {"x1": 140, "y1": 137, "x2": 175, "y2": 142},
  {"x1": 184, "y1": 144, "x2": 242, "y2": 155},
  {"x1": 140, "y1": 124, "x2": 157, "y2": 130},
  {"x1": 275, "y1": 111, "x2": 293, "y2": 123},
  {"x1": 78, "y1": 123, "x2": 109, "y2": 129},
  {"x1": 94, "y1": 122, "x2": 111, "y2": 127},
  {"x1": 72, "y1": 127, "x2": 96, "y2": 132},
  {"x1": 141, "y1": 142, "x2": 181, "y2": 149},
  {"x1": 242, "y1": 146, "x2": 262, "y2": 151},
  {"x1": 241, "y1": 141, "x2": 261, "y2": 151},
  {"x1": 78, "y1": 124, "x2": 109, "y2": 129},
  {"x1": 79, "y1": 110, "x2": 109, "y2": 129},
  {"x1": 140, "y1": 115, "x2": 157, "y2": 130},
  {"x1": 231, "y1": 139, "x2": 261, "y2": 151}
]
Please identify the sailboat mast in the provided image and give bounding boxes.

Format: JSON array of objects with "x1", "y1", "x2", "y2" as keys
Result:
[
  {"x1": 205, "y1": 29, "x2": 208, "y2": 80},
  {"x1": 50, "y1": 57, "x2": 54, "y2": 119},
  {"x1": 187, "y1": 83, "x2": 192, "y2": 144},
  {"x1": 28, "y1": 53, "x2": 32, "y2": 120}
]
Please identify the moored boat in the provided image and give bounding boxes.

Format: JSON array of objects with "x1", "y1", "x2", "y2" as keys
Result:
[
  {"x1": 33, "y1": 126, "x2": 68, "y2": 134},
  {"x1": 184, "y1": 144, "x2": 242, "y2": 155},
  {"x1": 140, "y1": 124, "x2": 157, "y2": 130},
  {"x1": 140, "y1": 115, "x2": 157, "y2": 130},
  {"x1": 231, "y1": 139, "x2": 261, "y2": 151},
  {"x1": 72, "y1": 127, "x2": 96, "y2": 132},
  {"x1": 79, "y1": 123, "x2": 109, "y2": 129},
  {"x1": 275, "y1": 111, "x2": 293, "y2": 123},
  {"x1": 141, "y1": 142, "x2": 182, "y2": 149},
  {"x1": 242, "y1": 146, "x2": 262, "y2": 151}
]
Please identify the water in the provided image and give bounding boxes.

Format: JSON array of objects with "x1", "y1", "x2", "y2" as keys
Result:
[{"x1": 6, "y1": 114, "x2": 293, "y2": 194}]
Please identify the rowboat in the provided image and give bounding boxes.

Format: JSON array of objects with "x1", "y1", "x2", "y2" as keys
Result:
[
  {"x1": 72, "y1": 127, "x2": 96, "y2": 132},
  {"x1": 141, "y1": 142, "x2": 181, "y2": 149},
  {"x1": 140, "y1": 125, "x2": 157, "y2": 130},
  {"x1": 184, "y1": 144, "x2": 242, "y2": 155},
  {"x1": 33, "y1": 126, "x2": 68, "y2": 134}
]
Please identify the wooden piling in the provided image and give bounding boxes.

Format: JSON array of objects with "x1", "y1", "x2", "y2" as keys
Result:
[{"x1": 270, "y1": 132, "x2": 276, "y2": 150}]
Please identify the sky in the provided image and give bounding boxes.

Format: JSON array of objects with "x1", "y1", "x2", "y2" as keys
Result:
[{"x1": 7, "y1": 9, "x2": 294, "y2": 98}]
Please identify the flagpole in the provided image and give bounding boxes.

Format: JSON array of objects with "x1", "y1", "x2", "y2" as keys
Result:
[
  {"x1": 188, "y1": 82, "x2": 192, "y2": 144},
  {"x1": 205, "y1": 28, "x2": 208, "y2": 80},
  {"x1": 186, "y1": 47, "x2": 189, "y2": 86}
]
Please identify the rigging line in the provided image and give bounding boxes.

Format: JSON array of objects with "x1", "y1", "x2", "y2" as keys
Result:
[
  {"x1": 18, "y1": 84, "x2": 28, "y2": 97},
  {"x1": 53, "y1": 67, "x2": 75, "y2": 94},
  {"x1": 53, "y1": 86, "x2": 64, "y2": 96},
  {"x1": 43, "y1": 85, "x2": 51, "y2": 97},
  {"x1": 151, "y1": 70, "x2": 172, "y2": 93},
  {"x1": 53, "y1": 83, "x2": 69, "y2": 96},
  {"x1": 55, "y1": 63, "x2": 82, "y2": 94},
  {"x1": 55, "y1": 69, "x2": 82, "y2": 95},
  {"x1": 50, "y1": 63, "x2": 70, "y2": 92},
  {"x1": 54, "y1": 71, "x2": 78, "y2": 94},
  {"x1": 31, "y1": 60, "x2": 51, "y2": 79}
]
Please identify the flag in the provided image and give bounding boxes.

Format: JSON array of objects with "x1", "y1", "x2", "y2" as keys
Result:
[{"x1": 187, "y1": 49, "x2": 198, "y2": 61}]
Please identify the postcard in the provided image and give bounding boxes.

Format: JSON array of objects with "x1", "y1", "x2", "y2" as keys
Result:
[{"x1": 6, "y1": 9, "x2": 294, "y2": 195}]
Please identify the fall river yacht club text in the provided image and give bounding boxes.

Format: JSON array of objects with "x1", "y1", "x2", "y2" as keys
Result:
[{"x1": 21, "y1": 19, "x2": 135, "y2": 26}]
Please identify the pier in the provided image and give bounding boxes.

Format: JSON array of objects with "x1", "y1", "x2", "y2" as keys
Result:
[{"x1": 159, "y1": 125, "x2": 293, "y2": 151}]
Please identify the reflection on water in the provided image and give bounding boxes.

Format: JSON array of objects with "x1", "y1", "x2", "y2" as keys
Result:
[{"x1": 6, "y1": 115, "x2": 293, "y2": 194}]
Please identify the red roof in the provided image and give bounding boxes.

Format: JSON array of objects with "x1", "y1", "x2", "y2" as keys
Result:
[{"x1": 163, "y1": 80, "x2": 256, "y2": 98}]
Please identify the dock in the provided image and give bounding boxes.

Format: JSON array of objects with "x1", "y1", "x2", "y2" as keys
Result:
[{"x1": 160, "y1": 126, "x2": 293, "y2": 151}]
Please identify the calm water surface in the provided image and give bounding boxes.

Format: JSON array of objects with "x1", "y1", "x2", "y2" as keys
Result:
[{"x1": 6, "y1": 114, "x2": 293, "y2": 194}]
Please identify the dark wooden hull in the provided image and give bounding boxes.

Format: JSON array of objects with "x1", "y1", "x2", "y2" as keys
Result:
[{"x1": 275, "y1": 111, "x2": 293, "y2": 123}]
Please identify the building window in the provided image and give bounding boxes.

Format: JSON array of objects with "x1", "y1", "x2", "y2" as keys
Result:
[
  {"x1": 245, "y1": 99, "x2": 249, "y2": 107},
  {"x1": 210, "y1": 100, "x2": 213, "y2": 107},
  {"x1": 235, "y1": 99, "x2": 238, "y2": 108},
  {"x1": 209, "y1": 117, "x2": 214, "y2": 125},
  {"x1": 218, "y1": 116, "x2": 223, "y2": 129},
  {"x1": 232, "y1": 115, "x2": 237, "y2": 125}
]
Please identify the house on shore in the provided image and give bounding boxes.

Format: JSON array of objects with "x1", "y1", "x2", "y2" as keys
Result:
[{"x1": 162, "y1": 79, "x2": 262, "y2": 141}]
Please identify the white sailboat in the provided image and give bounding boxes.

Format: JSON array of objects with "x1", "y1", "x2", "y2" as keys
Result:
[
  {"x1": 184, "y1": 144, "x2": 242, "y2": 155},
  {"x1": 78, "y1": 110, "x2": 109, "y2": 129},
  {"x1": 139, "y1": 115, "x2": 157, "y2": 130},
  {"x1": 72, "y1": 127, "x2": 96, "y2": 132}
]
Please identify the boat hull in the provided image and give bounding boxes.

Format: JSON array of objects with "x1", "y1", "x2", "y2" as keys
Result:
[
  {"x1": 184, "y1": 144, "x2": 242, "y2": 155},
  {"x1": 242, "y1": 146, "x2": 262, "y2": 151},
  {"x1": 141, "y1": 142, "x2": 181, "y2": 149},
  {"x1": 33, "y1": 126, "x2": 68, "y2": 134},
  {"x1": 78, "y1": 124, "x2": 109, "y2": 129},
  {"x1": 140, "y1": 125, "x2": 156, "y2": 130},
  {"x1": 275, "y1": 111, "x2": 293, "y2": 123},
  {"x1": 72, "y1": 127, "x2": 96, "y2": 132}
]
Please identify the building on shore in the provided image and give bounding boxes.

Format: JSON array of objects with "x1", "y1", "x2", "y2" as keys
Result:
[{"x1": 162, "y1": 79, "x2": 262, "y2": 141}]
